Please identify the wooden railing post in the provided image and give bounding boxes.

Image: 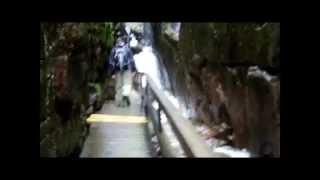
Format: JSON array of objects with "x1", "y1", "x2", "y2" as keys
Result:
[
  {"x1": 157, "y1": 106, "x2": 162, "y2": 133},
  {"x1": 144, "y1": 83, "x2": 148, "y2": 116}
]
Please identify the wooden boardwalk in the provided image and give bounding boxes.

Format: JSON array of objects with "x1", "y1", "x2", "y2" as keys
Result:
[{"x1": 80, "y1": 90, "x2": 153, "y2": 158}]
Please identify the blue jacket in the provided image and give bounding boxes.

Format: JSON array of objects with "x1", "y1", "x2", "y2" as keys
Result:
[{"x1": 108, "y1": 44, "x2": 135, "y2": 74}]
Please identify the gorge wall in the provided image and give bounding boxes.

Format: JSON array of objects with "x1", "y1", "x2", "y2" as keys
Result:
[
  {"x1": 153, "y1": 23, "x2": 280, "y2": 157},
  {"x1": 40, "y1": 23, "x2": 114, "y2": 157}
]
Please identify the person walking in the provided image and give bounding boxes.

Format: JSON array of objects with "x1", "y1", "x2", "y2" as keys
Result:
[{"x1": 108, "y1": 37, "x2": 136, "y2": 107}]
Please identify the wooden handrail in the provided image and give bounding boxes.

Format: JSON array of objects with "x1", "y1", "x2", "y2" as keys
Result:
[{"x1": 146, "y1": 75, "x2": 228, "y2": 157}]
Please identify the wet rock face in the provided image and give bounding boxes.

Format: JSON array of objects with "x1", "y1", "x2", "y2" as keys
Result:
[
  {"x1": 246, "y1": 73, "x2": 280, "y2": 157},
  {"x1": 154, "y1": 23, "x2": 280, "y2": 157},
  {"x1": 180, "y1": 23, "x2": 279, "y2": 66},
  {"x1": 162, "y1": 23, "x2": 181, "y2": 41},
  {"x1": 40, "y1": 23, "x2": 114, "y2": 157}
]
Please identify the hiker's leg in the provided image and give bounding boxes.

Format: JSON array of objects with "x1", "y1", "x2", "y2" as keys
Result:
[
  {"x1": 122, "y1": 70, "x2": 132, "y2": 106},
  {"x1": 123, "y1": 96, "x2": 130, "y2": 106},
  {"x1": 120, "y1": 71, "x2": 126, "y2": 107},
  {"x1": 115, "y1": 71, "x2": 122, "y2": 106}
]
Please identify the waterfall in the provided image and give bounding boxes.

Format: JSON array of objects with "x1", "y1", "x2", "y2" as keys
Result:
[
  {"x1": 133, "y1": 46, "x2": 162, "y2": 89},
  {"x1": 128, "y1": 22, "x2": 189, "y2": 119},
  {"x1": 132, "y1": 23, "x2": 164, "y2": 90},
  {"x1": 143, "y1": 23, "x2": 154, "y2": 46}
]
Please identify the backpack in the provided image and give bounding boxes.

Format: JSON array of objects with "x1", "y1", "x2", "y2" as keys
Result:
[{"x1": 114, "y1": 47, "x2": 126, "y2": 71}]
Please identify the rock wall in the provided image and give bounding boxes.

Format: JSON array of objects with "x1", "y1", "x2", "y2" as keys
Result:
[
  {"x1": 153, "y1": 23, "x2": 280, "y2": 157},
  {"x1": 40, "y1": 23, "x2": 114, "y2": 157}
]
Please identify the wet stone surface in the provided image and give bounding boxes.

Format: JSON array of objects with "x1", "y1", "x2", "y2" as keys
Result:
[{"x1": 80, "y1": 122, "x2": 152, "y2": 157}]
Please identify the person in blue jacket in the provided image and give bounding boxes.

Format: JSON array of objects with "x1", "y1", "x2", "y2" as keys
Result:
[{"x1": 108, "y1": 37, "x2": 136, "y2": 107}]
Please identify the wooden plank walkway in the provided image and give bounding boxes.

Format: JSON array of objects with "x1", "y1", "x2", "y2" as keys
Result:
[{"x1": 80, "y1": 90, "x2": 153, "y2": 157}]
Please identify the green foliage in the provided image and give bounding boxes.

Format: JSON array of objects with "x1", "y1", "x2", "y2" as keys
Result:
[{"x1": 105, "y1": 22, "x2": 114, "y2": 48}]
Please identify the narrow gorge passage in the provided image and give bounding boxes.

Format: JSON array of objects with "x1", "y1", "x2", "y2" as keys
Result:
[{"x1": 40, "y1": 22, "x2": 280, "y2": 158}]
